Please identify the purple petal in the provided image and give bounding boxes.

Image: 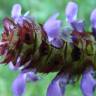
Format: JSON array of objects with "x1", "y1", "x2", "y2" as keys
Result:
[
  {"x1": 12, "y1": 71, "x2": 39, "y2": 96},
  {"x1": 47, "y1": 81, "x2": 62, "y2": 96},
  {"x1": 71, "y1": 20, "x2": 84, "y2": 32},
  {"x1": 90, "y1": 9, "x2": 96, "y2": 39},
  {"x1": 11, "y1": 4, "x2": 22, "y2": 19},
  {"x1": 51, "y1": 38, "x2": 63, "y2": 48},
  {"x1": 43, "y1": 13, "x2": 61, "y2": 38},
  {"x1": 47, "y1": 73, "x2": 69, "y2": 96},
  {"x1": 25, "y1": 71, "x2": 40, "y2": 82},
  {"x1": 65, "y1": 2, "x2": 78, "y2": 23},
  {"x1": 90, "y1": 9, "x2": 96, "y2": 28},
  {"x1": 12, "y1": 73, "x2": 26, "y2": 96},
  {"x1": 80, "y1": 68, "x2": 96, "y2": 96}
]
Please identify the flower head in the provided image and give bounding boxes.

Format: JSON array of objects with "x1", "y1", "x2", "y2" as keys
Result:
[{"x1": 0, "y1": 2, "x2": 96, "y2": 96}]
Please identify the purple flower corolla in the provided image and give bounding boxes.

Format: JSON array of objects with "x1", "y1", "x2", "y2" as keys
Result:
[
  {"x1": 11, "y1": 4, "x2": 21, "y2": 19},
  {"x1": 71, "y1": 20, "x2": 85, "y2": 32},
  {"x1": 51, "y1": 38, "x2": 63, "y2": 48},
  {"x1": 12, "y1": 71, "x2": 40, "y2": 96},
  {"x1": 11, "y1": 4, "x2": 29, "y2": 24},
  {"x1": 47, "y1": 73, "x2": 69, "y2": 96},
  {"x1": 80, "y1": 67, "x2": 96, "y2": 96},
  {"x1": 90, "y1": 9, "x2": 96, "y2": 39},
  {"x1": 65, "y1": 2, "x2": 78, "y2": 23},
  {"x1": 90, "y1": 9, "x2": 96, "y2": 29},
  {"x1": 11, "y1": 4, "x2": 23, "y2": 24},
  {"x1": 43, "y1": 13, "x2": 63, "y2": 48},
  {"x1": 12, "y1": 73, "x2": 26, "y2": 96},
  {"x1": 65, "y1": 2, "x2": 85, "y2": 33}
]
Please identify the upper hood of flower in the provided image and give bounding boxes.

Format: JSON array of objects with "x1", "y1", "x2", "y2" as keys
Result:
[
  {"x1": 90, "y1": 9, "x2": 96, "y2": 29},
  {"x1": 65, "y1": 1, "x2": 78, "y2": 23}
]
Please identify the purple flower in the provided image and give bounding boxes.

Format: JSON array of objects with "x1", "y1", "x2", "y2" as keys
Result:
[
  {"x1": 12, "y1": 73, "x2": 26, "y2": 96},
  {"x1": 90, "y1": 9, "x2": 96, "y2": 28},
  {"x1": 12, "y1": 71, "x2": 40, "y2": 96},
  {"x1": 90, "y1": 9, "x2": 96, "y2": 39},
  {"x1": 65, "y1": 2, "x2": 85, "y2": 33},
  {"x1": 11, "y1": 4, "x2": 22, "y2": 19},
  {"x1": 44, "y1": 13, "x2": 61, "y2": 38},
  {"x1": 47, "y1": 73, "x2": 69, "y2": 96},
  {"x1": 11, "y1": 4, "x2": 23, "y2": 25},
  {"x1": 60, "y1": 27, "x2": 73, "y2": 43},
  {"x1": 8, "y1": 57, "x2": 24, "y2": 71},
  {"x1": 43, "y1": 13, "x2": 63, "y2": 48},
  {"x1": 11, "y1": 4, "x2": 29, "y2": 25},
  {"x1": 65, "y1": 2, "x2": 78, "y2": 23},
  {"x1": 50, "y1": 38, "x2": 63, "y2": 48},
  {"x1": 71, "y1": 20, "x2": 85, "y2": 32},
  {"x1": 1, "y1": 2, "x2": 96, "y2": 96},
  {"x1": 80, "y1": 67, "x2": 96, "y2": 96}
]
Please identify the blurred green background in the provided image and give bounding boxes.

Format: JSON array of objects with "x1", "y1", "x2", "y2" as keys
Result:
[{"x1": 0, "y1": 0, "x2": 96, "y2": 96}]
